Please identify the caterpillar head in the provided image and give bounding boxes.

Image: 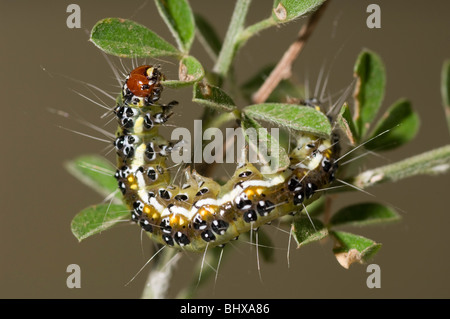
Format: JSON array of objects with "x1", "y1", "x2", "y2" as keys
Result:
[{"x1": 122, "y1": 65, "x2": 164, "y2": 107}]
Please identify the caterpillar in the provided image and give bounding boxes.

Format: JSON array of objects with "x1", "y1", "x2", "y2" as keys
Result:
[{"x1": 113, "y1": 65, "x2": 339, "y2": 253}]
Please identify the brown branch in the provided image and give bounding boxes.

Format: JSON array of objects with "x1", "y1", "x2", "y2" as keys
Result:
[{"x1": 252, "y1": 1, "x2": 330, "y2": 104}]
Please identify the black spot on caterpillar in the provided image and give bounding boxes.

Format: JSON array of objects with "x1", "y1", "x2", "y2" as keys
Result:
[{"x1": 113, "y1": 65, "x2": 339, "y2": 252}]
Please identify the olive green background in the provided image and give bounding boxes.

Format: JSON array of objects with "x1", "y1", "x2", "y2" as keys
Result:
[{"x1": 1, "y1": 0, "x2": 449, "y2": 298}]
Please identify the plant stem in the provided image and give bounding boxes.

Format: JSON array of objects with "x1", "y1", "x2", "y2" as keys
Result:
[
  {"x1": 176, "y1": 247, "x2": 226, "y2": 299},
  {"x1": 252, "y1": 1, "x2": 330, "y2": 104},
  {"x1": 350, "y1": 144, "x2": 450, "y2": 189},
  {"x1": 236, "y1": 17, "x2": 277, "y2": 48},
  {"x1": 441, "y1": 60, "x2": 450, "y2": 134},
  {"x1": 213, "y1": 0, "x2": 252, "y2": 77},
  {"x1": 141, "y1": 247, "x2": 180, "y2": 299}
]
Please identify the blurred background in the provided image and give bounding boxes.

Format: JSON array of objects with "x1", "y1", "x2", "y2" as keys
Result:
[{"x1": 1, "y1": 0, "x2": 449, "y2": 298}]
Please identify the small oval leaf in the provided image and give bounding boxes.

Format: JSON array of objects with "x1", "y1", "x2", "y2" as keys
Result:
[
  {"x1": 193, "y1": 81, "x2": 237, "y2": 112},
  {"x1": 64, "y1": 155, "x2": 120, "y2": 200},
  {"x1": 155, "y1": 0, "x2": 195, "y2": 53},
  {"x1": 353, "y1": 50, "x2": 386, "y2": 138},
  {"x1": 278, "y1": 197, "x2": 325, "y2": 225},
  {"x1": 90, "y1": 18, "x2": 179, "y2": 58},
  {"x1": 306, "y1": 197, "x2": 326, "y2": 217},
  {"x1": 337, "y1": 102, "x2": 358, "y2": 145},
  {"x1": 272, "y1": 0, "x2": 325, "y2": 23},
  {"x1": 331, "y1": 231, "x2": 381, "y2": 269},
  {"x1": 329, "y1": 202, "x2": 400, "y2": 227},
  {"x1": 243, "y1": 103, "x2": 331, "y2": 138},
  {"x1": 292, "y1": 216, "x2": 328, "y2": 248},
  {"x1": 164, "y1": 55, "x2": 204, "y2": 88},
  {"x1": 71, "y1": 203, "x2": 130, "y2": 242},
  {"x1": 364, "y1": 99, "x2": 419, "y2": 151}
]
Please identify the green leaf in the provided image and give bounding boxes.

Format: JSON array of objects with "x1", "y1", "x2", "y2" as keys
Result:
[
  {"x1": 243, "y1": 103, "x2": 331, "y2": 138},
  {"x1": 441, "y1": 60, "x2": 450, "y2": 134},
  {"x1": 194, "y1": 13, "x2": 222, "y2": 60},
  {"x1": 240, "y1": 65, "x2": 304, "y2": 103},
  {"x1": 71, "y1": 203, "x2": 130, "y2": 242},
  {"x1": 155, "y1": 0, "x2": 195, "y2": 53},
  {"x1": 272, "y1": 0, "x2": 325, "y2": 23},
  {"x1": 193, "y1": 81, "x2": 237, "y2": 112},
  {"x1": 163, "y1": 55, "x2": 204, "y2": 88},
  {"x1": 64, "y1": 155, "x2": 120, "y2": 200},
  {"x1": 292, "y1": 216, "x2": 328, "y2": 248},
  {"x1": 364, "y1": 99, "x2": 419, "y2": 151},
  {"x1": 90, "y1": 18, "x2": 179, "y2": 58},
  {"x1": 331, "y1": 231, "x2": 381, "y2": 269},
  {"x1": 304, "y1": 196, "x2": 326, "y2": 217},
  {"x1": 337, "y1": 102, "x2": 358, "y2": 145},
  {"x1": 329, "y1": 202, "x2": 400, "y2": 227},
  {"x1": 241, "y1": 113, "x2": 290, "y2": 173},
  {"x1": 353, "y1": 50, "x2": 386, "y2": 138},
  {"x1": 278, "y1": 197, "x2": 325, "y2": 225}
]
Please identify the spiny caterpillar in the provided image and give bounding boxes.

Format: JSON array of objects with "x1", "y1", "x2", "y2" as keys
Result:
[{"x1": 113, "y1": 65, "x2": 339, "y2": 252}]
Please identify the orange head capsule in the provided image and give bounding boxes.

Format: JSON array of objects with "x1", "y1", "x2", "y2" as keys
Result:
[{"x1": 123, "y1": 65, "x2": 164, "y2": 105}]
